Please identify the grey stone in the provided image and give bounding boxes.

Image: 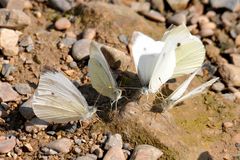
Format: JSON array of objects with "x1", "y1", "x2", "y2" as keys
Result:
[
  {"x1": 103, "y1": 146, "x2": 125, "y2": 160},
  {"x1": 19, "y1": 97, "x2": 35, "y2": 120},
  {"x1": 219, "y1": 63, "x2": 240, "y2": 87},
  {"x1": 104, "y1": 134, "x2": 123, "y2": 150},
  {"x1": 168, "y1": 12, "x2": 187, "y2": 25},
  {"x1": 72, "y1": 39, "x2": 91, "y2": 61},
  {"x1": 0, "y1": 82, "x2": 19, "y2": 102},
  {"x1": 0, "y1": 9, "x2": 31, "y2": 29},
  {"x1": 118, "y1": 34, "x2": 128, "y2": 45},
  {"x1": 139, "y1": 10, "x2": 165, "y2": 22},
  {"x1": 19, "y1": 35, "x2": 34, "y2": 48},
  {"x1": 77, "y1": 154, "x2": 97, "y2": 160},
  {"x1": 210, "y1": 0, "x2": 240, "y2": 12},
  {"x1": 49, "y1": 0, "x2": 74, "y2": 12},
  {"x1": 1, "y1": 63, "x2": 14, "y2": 77},
  {"x1": 60, "y1": 37, "x2": 76, "y2": 48},
  {"x1": 0, "y1": 135, "x2": 16, "y2": 154},
  {"x1": 211, "y1": 82, "x2": 225, "y2": 92},
  {"x1": 46, "y1": 138, "x2": 73, "y2": 153},
  {"x1": 131, "y1": 2, "x2": 150, "y2": 12},
  {"x1": 14, "y1": 83, "x2": 32, "y2": 95},
  {"x1": 222, "y1": 93, "x2": 236, "y2": 102},
  {"x1": 69, "y1": 61, "x2": 78, "y2": 69},
  {"x1": 166, "y1": 0, "x2": 190, "y2": 11}
]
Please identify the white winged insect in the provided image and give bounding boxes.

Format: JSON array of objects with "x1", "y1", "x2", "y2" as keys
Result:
[
  {"x1": 160, "y1": 68, "x2": 219, "y2": 111},
  {"x1": 32, "y1": 71, "x2": 96, "y2": 123},
  {"x1": 129, "y1": 24, "x2": 205, "y2": 94},
  {"x1": 88, "y1": 41, "x2": 122, "y2": 105}
]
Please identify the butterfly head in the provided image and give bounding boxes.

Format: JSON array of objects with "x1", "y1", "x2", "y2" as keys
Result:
[{"x1": 114, "y1": 89, "x2": 122, "y2": 101}]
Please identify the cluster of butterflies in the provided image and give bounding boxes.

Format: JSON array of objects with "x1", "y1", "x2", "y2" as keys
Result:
[{"x1": 32, "y1": 24, "x2": 219, "y2": 123}]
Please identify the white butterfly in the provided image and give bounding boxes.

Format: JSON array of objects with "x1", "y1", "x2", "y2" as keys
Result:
[
  {"x1": 129, "y1": 24, "x2": 205, "y2": 94},
  {"x1": 160, "y1": 68, "x2": 219, "y2": 111},
  {"x1": 88, "y1": 41, "x2": 122, "y2": 104},
  {"x1": 32, "y1": 71, "x2": 96, "y2": 123}
]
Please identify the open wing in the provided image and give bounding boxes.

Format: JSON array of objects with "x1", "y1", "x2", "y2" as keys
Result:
[{"x1": 32, "y1": 71, "x2": 94, "y2": 123}]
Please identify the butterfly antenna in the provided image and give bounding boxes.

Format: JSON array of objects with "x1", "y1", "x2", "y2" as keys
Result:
[{"x1": 93, "y1": 93, "x2": 101, "y2": 108}]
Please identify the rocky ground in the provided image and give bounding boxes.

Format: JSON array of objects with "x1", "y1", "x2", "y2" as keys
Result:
[{"x1": 0, "y1": 0, "x2": 240, "y2": 160}]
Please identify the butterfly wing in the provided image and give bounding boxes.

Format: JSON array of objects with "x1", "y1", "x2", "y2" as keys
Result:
[
  {"x1": 88, "y1": 41, "x2": 121, "y2": 101},
  {"x1": 129, "y1": 31, "x2": 165, "y2": 86},
  {"x1": 32, "y1": 71, "x2": 94, "y2": 123},
  {"x1": 169, "y1": 25, "x2": 205, "y2": 78},
  {"x1": 173, "y1": 77, "x2": 219, "y2": 105}
]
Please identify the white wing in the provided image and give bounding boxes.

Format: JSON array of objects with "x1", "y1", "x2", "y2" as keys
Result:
[
  {"x1": 32, "y1": 71, "x2": 95, "y2": 123},
  {"x1": 171, "y1": 25, "x2": 205, "y2": 77},
  {"x1": 88, "y1": 41, "x2": 122, "y2": 101},
  {"x1": 129, "y1": 31, "x2": 165, "y2": 86},
  {"x1": 168, "y1": 68, "x2": 201, "y2": 102},
  {"x1": 173, "y1": 77, "x2": 219, "y2": 105}
]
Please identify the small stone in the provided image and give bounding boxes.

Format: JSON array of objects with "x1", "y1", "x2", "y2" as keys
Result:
[
  {"x1": 168, "y1": 12, "x2": 187, "y2": 25},
  {"x1": 200, "y1": 28, "x2": 214, "y2": 37},
  {"x1": 151, "y1": 0, "x2": 164, "y2": 13},
  {"x1": 72, "y1": 39, "x2": 91, "y2": 61},
  {"x1": 23, "y1": 143, "x2": 33, "y2": 152},
  {"x1": 130, "y1": 144, "x2": 163, "y2": 160},
  {"x1": 103, "y1": 146, "x2": 125, "y2": 160},
  {"x1": 235, "y1": 35, "x2": 240, "y2": 46},
  {"x1": 19, "y1": 97, "x2": 35, "y2": 120},
  {"x1": 33, "y1": 11, "x2": 42, "y2": 18},
  {"x1": 140, "y1": 10, "x2": 165, "y2": 22},
  {"x1": 210, "y1": 0, "x2": 240, "y2": 12},
  {"x1": 46, "y1": 138, "x2": 73, "y2": 153},
  {"x1": 230, "y1": 54, "x2": 240, "y2": 67},
  {"x1": 13, "y1": 83, "x2": 32, "y2": 95},
  {"x1": 222, "y1": 93, "x2": 236, "y2": 102},
  {"x1": 59, "y1": 38, "x2": 76, "y2": 48},
  {"x1": 24, "y1": 0, "x2": 33, "y2": 9},
  {"x1": 0, "y1": 0, "x2": 25, "y2": 10},
  {"x1": 55, "y1": 18, "x2": 71, "y2": 30},
  {"x1": 2, "y1": 63, "x2": 15, "y2": 77},
  {"x1": 69, "y1": 61, "x2": 78, "y2": 69},
  {"x1": 91, "y1": 145, "x2": 103, "y2": 158},
  {"x1": 46, "y1": 131, "x2": 56, "y2": 136},
  {"x1": 131, "y1": 2, "x2": 150, "y2": 12},
  {"x1": 76, "y1": 154, "x2": 97, "y2": 160},
  {"x1": 0, "y1": 82, "x2": 19, "y2": 102},
  {"x1": 219, "y1": 63, "x2": 240, "y2": 87},
  {"x1": 0, "y1": 9, "x2": 31, "y2": 29},
  {"x1": 19, "y1": 35, "x2": 34, "y2": 50},
  {"x1": 25, "y1": 117, "x2": 49, "y2": 133},
  {"x1": 221, "y1": 12, "x2": 238, "y2": 27},
  {"x1": 104, "y1": 134, "x2": 123, "y2": 150},
  {"x1": 211, "y1": 82, "x2": 224, "y2": 92},
  {"x1": 66, "y1": 55, "x2": 73, "y2": 63},
  {"x1": 200, "y1": 22, "x2": 216, "y2": 30},
  {"x1": 49, "y1": 0, "x2": 74, "y2": 12},
  {"x1": 41, "y1": 147, "x2": 58, "y2": 155},
  {"x1": 118, "y1": 34, "x2": 128, "y2": 45},
  {"x1": 222, "y1": 122, "x2": 234, "y2": 130},
  {"x1": 166, "y1": 0, "x2": 190, "y2": 11},
  {"x1": 82, "y1": 28, "x2": 96, "y2": 40},
  {"x1": 0, "y1": 28, "x2": 21, "y2": 56},
  {"x1": 74, "y1": 138, "x2": 82, "y2": 146},
  {"x1": 0, "y1": 135, "x2": 16, "y2": 153},
  {"x1": 64, "y1": 123, "x2": 77, "y2": 133},
  {"x1": 74, "y1": 147, "x2": 81, "y2": 154}
]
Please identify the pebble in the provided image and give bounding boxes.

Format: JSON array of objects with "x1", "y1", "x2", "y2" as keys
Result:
[
  {"x1": 13, "y1": 83, "x2": 32, "y2": 95},
  {"x1": 104, "y1": 134, "x2": 123, "y2": 150},
  {"x1": 76, "y1": 154, "x2": 97, "y2": 160},
  {"x1": 0, "y1": 135, "x2": 16, "y2": 153},
  {"x1": 23, "y1": 143, "x2": 34, "y2": 152},
  {"x1": 55, "y1": 18, "x2": 71, "y2": 30},
  {"x1": 2, "y1": 63, "x2": 15, "y2": 77},
  {"x1": 82, "y1": 28, "x2": 96, "y2": 40},
  {"x1": 235, "y1": 35, "x2": 240, "y2": 46},
  {"x1": 0, "y1": 28, "x2": 21, "y2": 56},
  {"x1": 46, "y1": 138, "x2": 73, "y2": 153},
  {"x1": 69, "y1": 61, "x2": 78, "y2": 69},
  {"x1": 0, "y1": 82, "x2": 19, "y2": 102},
  {"x1": 151, "y1": 0, "x2": 164, "y2": 13},
  {"x1": 25, "y1": 117, "x2": 49, "y2": 133},
  {"x1": 168, "y1": 12, "x2": 187, "y2": 25},
  {"x1": 211, "y1": 82, "x2": 225, "y2": 92},
  {"x1": 0, "y1": 0, "x2": 25, "y2": 10},
  {"x1": 19, "y1": 97, "x2": 35, "y2": 120},
  {"x1": 166, "y1": 0, "x2": 190, "y2": 11},
  {"x1": 74, "y1": 138, "x2": 82, "y2": 146},
  {"x1": 219, "y1": 63, "x2": 240, "y2": 87},
  {"x1": 131, "y1": 2, "x2": 150, "y2": 12},
  {"x1": 41, "y1": 147, "x2": 58, "y2": 155},
  {"x1": 210, "y1": 0, "x2": 240, "y2": 12},
  {"x1": 222, "y1": 122, "x2": 234, "y2": 130},
  {"x1": 129, "y1": 144, "x2": 163, "y2": 160},
  {"x1": 0, "y1": 9, "x2": 31, "y2": 30},
  {"x1": 24, "y1": 0, "x2": 33, "y2": 10},
  {"x1": 139, "y1": 10, "x2": 165, "y2": 22},
  {"x1": 66, "y1": 55, "x2": 73, "y2": 63},
  {"x1": 19, "y1": 35, "x2": 34, "y2": 52},
  {"x1": 222, "y1": 93, "x2": 236, "y2": 102},
  {"x1": 72, "y1": 39, "x2": 91, "y2": 61},
  {"x1": 49, "y1": 0, "x2": 74, "y2": 12},
  {"x1": 59, "y1": 38, "x2": 76, "y2": 49},
  {"x1": 64, "y1": 123, "x2": 77, "y2": 133},
  {"x1": 118, "y1": 34, "x2": 128, "y2": 45},
  {"x1": 103, "y1": 146, "x2": 125, "y2": 160},
  {"x1": 200, "y1": 28, "x2": 214, "y2": 37},
  {"x1": 200, "y1": 22, "x2": 216, "y2": 30},
  {"x1": 91, "y1": 145, "x2": 103, "y2": 158},
  {"x1": 74, "y1": 147, "x2": 81, "y2": 154}
]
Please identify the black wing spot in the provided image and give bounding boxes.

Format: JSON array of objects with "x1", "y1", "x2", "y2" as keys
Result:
[{"x1": 177, "y1": 43, "x2": 181, "y2": 47}]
